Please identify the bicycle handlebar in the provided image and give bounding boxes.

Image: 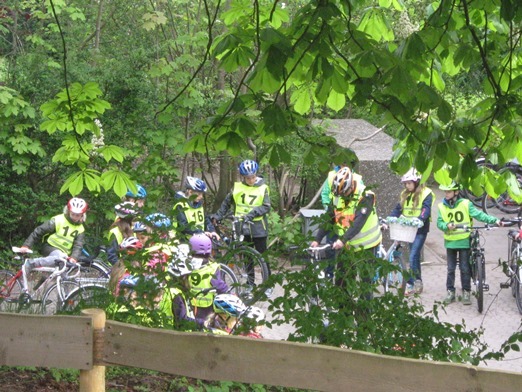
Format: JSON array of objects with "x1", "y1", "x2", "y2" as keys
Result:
[
  {"x1": 12, "y1": 246, "x2": 33, "y2": 255},
  {"x1": 454, "y1": 224, "x2": 495, "y2": 230}
]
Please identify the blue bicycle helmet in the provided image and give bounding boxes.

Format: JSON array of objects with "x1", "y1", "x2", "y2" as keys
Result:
[
  {"x1": 133, "y1": 221, "x2": 148, "y2": 233},
  {"x1": 125, "y1": 184, "x2": 147, "y2": 199},
  {"x1": 145, "y1": 213, "x2": 171, "y2": 229},
  {"x1": 185, "y1": 176, "x2": 207, "y2": 193},
  {"x1": 238, "y1": 160, "x2": 259, "y2": 176},
  {"x1": 213, "y1": 294, "x2": 247, "y2": 317}
]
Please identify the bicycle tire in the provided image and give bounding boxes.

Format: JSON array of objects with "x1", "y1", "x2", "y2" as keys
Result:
[
  {"x1": 462, "y1": 160, "x2": 498, "y2": 209},
  {"x1": 515, "y1": 264, "x2": 522, "y2": 314},
  {"x1": 41, "y1": 280, "x2": 81, "y2": 315},
  {"x1": 0, "y1": 270, "x2": 22, "y2": 312},
  {"x1": 217, "y1": 245, "x2": 269, "y2": 305},
  {"x1": 219, "y1": 263, "x2": 240, "y2": 296},
  {"x1": 476, "y1": 255, "x2": 485, "y2": 313},
  {"x1": 383, "y1": 253, "x2": 406, "y2": 294},
  {"x1": 79, "y1": 259, "x2": 111, "y2": 280},
  {"x1": 61, "y1": 284, "x2": 111, "y2": 314}
]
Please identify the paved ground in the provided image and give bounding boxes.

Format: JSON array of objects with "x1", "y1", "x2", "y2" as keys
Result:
[{"x1": 258, "y1": 189, "x2": 522, "y2": 374}]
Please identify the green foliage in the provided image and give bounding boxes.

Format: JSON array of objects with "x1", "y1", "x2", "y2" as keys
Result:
[{"x1": 269, "y1": 247, "x2": 498, "y2": 365}]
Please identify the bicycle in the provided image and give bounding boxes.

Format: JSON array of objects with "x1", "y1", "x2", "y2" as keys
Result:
[
  {"x1": 0, "y1": 247, "x2": 82, "y2": 314},
  {"x1": 455, "y1": 224, "x2": 492, "y2": 313},
  {"x1": 376, "y1": 238, "x2": 407, "y2": 294},
  {"x1": 480, "y1": 161, "x2": 522, "y2": 215},
  {"x1": 499, "y1": 217, "x2": 522, "y2": 314},
  {"x1": 212, "y1": 215, "x2": 270, "y2": 305},
  {"x1": 61, "y1": 258, "x2": 240, "y2": 315},
  {"x1": 78, "y1": 245, "x2": 111, "y2": 282}
]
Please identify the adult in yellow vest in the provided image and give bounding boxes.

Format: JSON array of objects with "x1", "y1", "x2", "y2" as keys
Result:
[
  {"x1": 388, "y1": 168, "x2": 435, "y2": 296},
  {"x1": 436, "y1": 182, "x2": 503, "y2": 305},
  {"x1": 21, "y1": 198, "x2": 88, "y2": 271},
  {"x1": 173, "y1": 176, "x2": 219, "y2": 241},
  {"x1": 311, "y1": 167, "x2": 382, "y2": 292},
  {"x1": 212, "y1": 159, "x2": 272, "y2": 280}
]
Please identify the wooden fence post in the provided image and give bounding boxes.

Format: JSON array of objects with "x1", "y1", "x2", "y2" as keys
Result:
[{"x1": 80, "y1": 308, "x2": 106, "y2": 392}]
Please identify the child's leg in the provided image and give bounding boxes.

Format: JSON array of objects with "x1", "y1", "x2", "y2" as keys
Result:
[
  {"x1": 409, "y1": 233, "x2": 427, "y2": 284},
  {"x1": 446, "y1": 248, "x2": 458, "y2": 292},
  {"x1": 458, "y1": 248, "x2": 472, "y2": 292}
]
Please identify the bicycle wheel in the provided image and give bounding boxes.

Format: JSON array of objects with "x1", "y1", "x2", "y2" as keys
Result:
[
  {"x1": 218, "y1": 245, "x2": 269, "y2": 305},
  {"x1": 79, "y1": 259, "x2": 111, "y2": 280},
  {"x1": 476, "y1": 255, "x2": 485, "y2": 313},
  {"x1": 61, "y1": 284, "x2": 111, "y2": 315},
  {"x1": 41, "y1": 280, "x2": 81, "y2": 315},
  {"x1": 0, "y1": 270, "x2": 23, "y2": 312},
  {"x1": 515, "y1": 264, "x2": 522, "y2": 314},
  {"x1": 219, "y1": 263, "x2": 240, "y2": 296}
]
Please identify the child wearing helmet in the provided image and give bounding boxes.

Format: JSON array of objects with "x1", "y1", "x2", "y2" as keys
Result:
[
  {"x1": 106, "y1": 202, "x2": 139, "y2": 265},
  {"x1": 172, "y1": 176, "x2": 220, "y2": 241},
  {"x1": 20, "y1": 198, "x2": 88, "y2": 272},
  {"x1": 387, "y1": 168, "x2": 435, "y2": 296},
  {"x1": 123, "y1": 184, "x2": 147, "y2": 209},
  {"x1": 205, "y1": 293, "x2": 247, "y2": 334},
  {"x1": 437, "y1": 181, "x2": 504, "y2": 305},
  {"x1": 186, "y1": 233, "x2": 230, "y2": 326},
  {"x1": 212, "y1": 159, "x2": 272, "y2": 281},
  {"x1": 310, "y1": 167, "x2": 381, "y2": 294},
  {"x1": 108, "y1": 236, "x2": 144, "y2": 296}
]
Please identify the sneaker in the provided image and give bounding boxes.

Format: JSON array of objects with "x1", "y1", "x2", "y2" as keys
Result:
[
  {"x1": 414, "y1": 279, "x2": 423, "y2": 294},
  {"x1": 443, "y1": 290, "x2": 456, "y2": 304},
  {"x1": 462, "y1": 290, "x2": 472, "y2": 305},
  {"x1": 404, "y1": 283, "x2": 415, "y2": 296}
]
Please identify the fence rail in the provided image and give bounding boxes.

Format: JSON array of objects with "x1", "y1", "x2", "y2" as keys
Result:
[{"x1": 1, "y1": 311, "x2": 521, "y2": 392}]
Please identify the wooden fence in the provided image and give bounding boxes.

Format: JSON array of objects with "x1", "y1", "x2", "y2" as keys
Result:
[{"x1": 1, "y1": 310, "x2": 521, "y2": 392}]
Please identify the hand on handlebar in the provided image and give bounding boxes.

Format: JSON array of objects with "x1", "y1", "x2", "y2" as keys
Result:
[
  {"x1": 332, "y1": 239, "x2": 345, "y2": 250},
  {"x1": 310, "y1": 241, "x2": 319, "y2": 248},
  {"x1": 68, "y1": 257, "x2": 78, "y2": 263}
]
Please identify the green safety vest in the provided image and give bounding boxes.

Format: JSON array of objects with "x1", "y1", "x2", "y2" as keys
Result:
[
  {"x1": 232, "y1": 182, "x2": 268, "y2": 221},
  {"x1": 438, "y1": 199, "x2": 473, "y2": 241},
  {"x1": 189, "y1": 262, "x2": 220, "y2": 308},
  {"x1": 402, "y1": 187, "x2": 435, "y2": 218},
  {"x1": 47, "y1": 214, "x2": 85, "y2": 253},
  {"x1": 333, "y1": 183, "x2": 381, "y2": 250},
  {"x1": 173, "y1": 199, "x2": 205, "y2": 230}
]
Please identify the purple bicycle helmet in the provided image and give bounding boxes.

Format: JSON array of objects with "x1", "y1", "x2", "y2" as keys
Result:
[{"x1": 189, "y1": 233, "x2": 212, "y2": 255}]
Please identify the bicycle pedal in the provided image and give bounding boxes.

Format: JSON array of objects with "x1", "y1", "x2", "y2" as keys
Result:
[
  {"x1": 500, "y1": 282, "x2": 510, "y2": 289},
  {"x1": 483, "y1": 284, "x2": 490, "y2": 291}
]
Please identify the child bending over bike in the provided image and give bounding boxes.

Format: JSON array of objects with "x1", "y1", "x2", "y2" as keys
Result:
[
  {"x1": 21, "y1": 198, "x2": 88, "y2": 272},
  {"x1": 186, "y1": 233, "x2": 230, "y2": 325},
  {"x1": 437, "y1": 182, "x2": 504, "y2": 305}
]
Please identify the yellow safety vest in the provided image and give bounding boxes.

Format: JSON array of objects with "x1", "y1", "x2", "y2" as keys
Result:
[
  {"x1": 159, "y1": 287, "x2": 195, "y2": 320},
  {"x1": 232, "y1": 182, "x2": 268, "y2": 221},
  {"x1": 189, "y1": 262, "x2": 220, "y2": 308},
  {"x1": 107, "y1": 227, "x2": 124, "y2": 244},
  {"x1": 333, "y1": 183, "x2": 381, "y2": 250},
  {"x1": 47, "y1": 214, "x2": 85, "y2": 253},
  {"x1": 438, "y1": 199, "x2": 472, "y2": 241},
  {"x1": 402, "y1": 187, "x2": 435, "y2": 218},
  {"x1": 173, "y1": 200, "x2": 205, "y2": 230}
]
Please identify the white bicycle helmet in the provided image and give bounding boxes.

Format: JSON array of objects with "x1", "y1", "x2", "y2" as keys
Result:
[
  {"x1": 213, "y1": 294, "x2": 247, "y2": 317},
  {"x1": 244, "y1": 306, "x2": 265, "y2": 322},
  {"x1": 401, "y1": 168, "x2": 421, "y2": 183},
  {"x1": 114, "y1": 202, "x2": 138, "y2": 219},
  {"x1": 332, "y1": 167, "x2": 354, "y2": 196},
  {"x1": 189, "y1": 256, "x2": 204, "y2": 271},
  {"x1": 168, "y1": 258, "x2": 192, "y2": 277},
  {"x1": 120, "y1": 236, "x2": 143, "y2": 253},
  {"x1": 67, "y1": 197, "x2": 88, "y2": 214}
]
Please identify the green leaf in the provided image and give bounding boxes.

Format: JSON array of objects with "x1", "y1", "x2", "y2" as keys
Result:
[
  {"x1": 60, "y1": 172, "x2": 84, "y2": 196},
  {"x1": 98, "y1": 145, "x2": 125, "y2": 163},
  {"x1": 216, "y1": 132, "x2": 247, "y2": 156},
  {"x1": 326, "y1": 90, "x2": 346, "y2": 112},
  {"x1": 291, "y1": 86, "x2": 312, "y2": 115}
]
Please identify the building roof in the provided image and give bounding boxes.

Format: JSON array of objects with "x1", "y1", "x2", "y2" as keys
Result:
[{"x1": 322, "y1": 119, "x2": 395, "y2": 161}]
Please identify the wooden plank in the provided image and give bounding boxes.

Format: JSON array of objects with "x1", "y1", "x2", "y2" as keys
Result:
[
  {"x1": 104, "y1": 321, "x2": 522, "y2": 392},
  {"x1": 0, "y1": 312, "x2": 93, "y2": 370}
]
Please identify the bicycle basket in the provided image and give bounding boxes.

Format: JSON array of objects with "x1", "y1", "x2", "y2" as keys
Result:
[{"x1": 389, "y1": 222, "x2": 418, "y2": 243}]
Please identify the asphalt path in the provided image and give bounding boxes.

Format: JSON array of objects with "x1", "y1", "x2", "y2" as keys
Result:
[{"x1": 256, "y1": 189, "x2": 522, "y2": 374}]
